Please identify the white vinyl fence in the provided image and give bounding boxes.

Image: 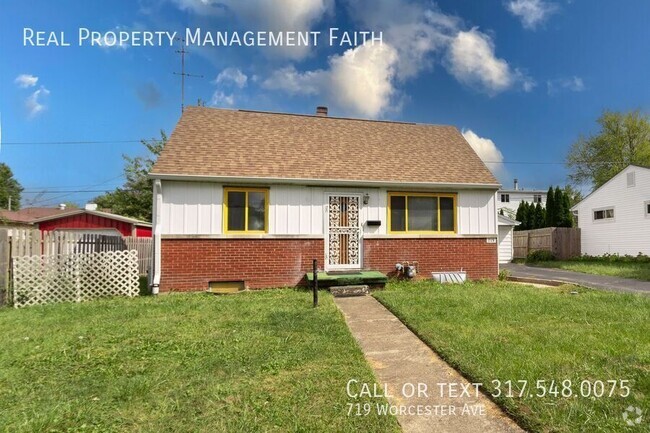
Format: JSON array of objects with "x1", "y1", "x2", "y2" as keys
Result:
[{"x1": 12, "y1": 250, "x2": 139, "y2": 308}]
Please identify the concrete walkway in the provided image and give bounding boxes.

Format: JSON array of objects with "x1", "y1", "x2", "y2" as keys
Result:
[
  {"x1": 335, "y1": 296, "x2": 523, "y2": 433},
  {"x1": 502, "y1": 263, "x2": 650, "y2": 295}
]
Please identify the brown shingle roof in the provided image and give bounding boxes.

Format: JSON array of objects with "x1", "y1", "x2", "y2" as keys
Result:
[{"x1": 151, "y1": 106, "x2": 499, "y2": 186}]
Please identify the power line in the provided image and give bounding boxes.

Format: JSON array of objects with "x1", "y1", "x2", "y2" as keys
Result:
[
  {"x1": 23, "y1": 189, "x2": 130, "y2": 194},
  {"x1": 24, "y1": 174, "x2": 128, "y2": 206},
  {"x1": 1, "y1": 139, "x2": 146, "y2": 146}
]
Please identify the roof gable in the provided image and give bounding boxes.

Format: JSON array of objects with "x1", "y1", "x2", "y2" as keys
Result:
[
  {"x1": 151, "y1": 107, "x2": 499, "y2": 187},
  {"x1": 0, "y1": 208, "x2": 150, "y2": 226},
  {"x1": 571, "y1": 165, "x2": 650, "y2": 210}
]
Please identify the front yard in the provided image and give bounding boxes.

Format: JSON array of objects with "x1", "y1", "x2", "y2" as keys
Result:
[
  {"x1": 531, "y1": 260, "x2": 650, "y2": 281},
  {"x1": 0, "y1": 291, "x2": 398, "y2": 433},
  {"x1": 374, "y1": 280, "x2": 650, "y2": 432}
]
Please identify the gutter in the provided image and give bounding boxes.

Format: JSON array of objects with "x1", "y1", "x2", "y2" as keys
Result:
[
  {"x1": 148, "y1": 173, "x2": 501, "y2": 190},
  {"x1": 150, "y1": 179, "x2": 162, "y2": 295}
]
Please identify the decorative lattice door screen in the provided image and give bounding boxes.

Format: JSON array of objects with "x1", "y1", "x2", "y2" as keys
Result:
[{"x1": 327, "y1": 195, "x2": 360, "y2": 267}]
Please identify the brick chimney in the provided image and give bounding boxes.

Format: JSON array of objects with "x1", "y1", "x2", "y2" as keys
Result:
[{"x1": 316, "y1": 106, "x2": 328, "y2": 117}]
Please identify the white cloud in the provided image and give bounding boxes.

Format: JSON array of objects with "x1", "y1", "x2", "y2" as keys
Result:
[
  {"x1": 210, "y1": 90, "x2": 235, "y2": 107},
  {"x1": 462, "y1": 129, "x2": 506, "y2": 180},
  {"x1": 447, "y1": 28, "x2": 534, "y2": 95},
  {"x1": 506, "y1": 0, "x2": 558, "y2": 30},
  {"x1": 15, "y1": 74, "x2": 38, "y2": 88},
  {"x1": 327, "y1": 43, "x2": 398, "y2": 117},
  {"x1": 214, "y1": 68, "x2": 248, "y2": 88},
  {"x1": 547, "y1": 76, "x2": 585, "y2": 95},
  {"x1": 346, "y1": 1, "x2": 458, "y2": 81},
  {"x1": 25, "y1": 86, "x2": 50, "y2": 118},
  {"x1": 172, "y1": 0, "x2": 333, "y2": 59},
  {"x1": 258, "y1": 0, "x2": 534, "y2": 117},
  {"x1": 263, "y1": 42, "x2": 398, "y2": 118},
  {"x1": 263, "y1": 66, "x2": 323, "y2": 95}
]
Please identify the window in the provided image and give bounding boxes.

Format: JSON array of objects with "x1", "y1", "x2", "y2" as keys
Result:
[
  {"x1": 645, "y1": 201, "x2": 650, "y2": 217},
  {"x1": 533, "y1": 194, "x2": 542, "y2": 204},
  {"x1": 593, "y1": 208, "x2": 614, "y2": 221},
  {"x1": 500, "y1": 193, "x2": 510, "y2": 203},
  {"x1": 627, "y1": 172, "x2": 636, "y2": 187},
  {"x1": 388, "y1": 193, "x2": 456, "y2": 233},
  {"x1": 224, "y1": 188, "x2": 268, "y2": 233}
]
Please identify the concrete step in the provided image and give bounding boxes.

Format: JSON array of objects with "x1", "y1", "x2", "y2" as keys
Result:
[{"x1": 330, "y1": 285, "x2": 369, "y2": 297}]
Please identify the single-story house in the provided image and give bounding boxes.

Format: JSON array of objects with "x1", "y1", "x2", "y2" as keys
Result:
[
  {"x1": 571, "y1": 164, "x2": 650, "y2": 256},
  {"x1": 149, "y1": 106, "x2": 502, "y2": 293},
  {"x1": 0, "y1": 203, "x2": 152, "y2": 237}
]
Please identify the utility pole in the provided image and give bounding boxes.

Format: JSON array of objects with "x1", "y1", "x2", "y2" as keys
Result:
[{"x1": 174, "y1": 38, "x2": 203, "y2": 113}]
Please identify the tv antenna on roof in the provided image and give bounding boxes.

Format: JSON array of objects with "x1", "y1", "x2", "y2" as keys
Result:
[{"x1": 174, "y1": 37, "x2": 203, "y2": 113}]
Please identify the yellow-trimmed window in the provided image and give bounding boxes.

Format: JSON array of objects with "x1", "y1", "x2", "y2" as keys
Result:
[
  {"x1": 224, "y1": 187, "x2": 269, "y2": 233},
  {"x1": 388, "y1": 192, "x2": 457, "y2": 234}
]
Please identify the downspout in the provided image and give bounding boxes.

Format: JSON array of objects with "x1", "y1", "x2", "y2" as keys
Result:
[{"x1": 150, "y1": 179, "x2": 162, "y2": 295}]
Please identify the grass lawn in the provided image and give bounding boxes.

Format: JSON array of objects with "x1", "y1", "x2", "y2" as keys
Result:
[
  {"x1": 0, "y1": 290, "x2": 399, "y2": 433},
  {"x1": 374, "y1": 280, "x2": 650, "y2": 433},
  {"x1": 531, "y1": 260, "x2": 650, "y2": 281}
]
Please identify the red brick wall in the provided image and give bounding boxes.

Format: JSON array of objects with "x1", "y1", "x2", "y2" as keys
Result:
[
  {"x1": 160, "y1": 236, "x2": 497, "y2": 291},
  {"x1": 364, "y1": 238, "x2": 498, "y2": 280},
  {"x1": 160, "y1": 238, "x2": 324, "y2": 291}
]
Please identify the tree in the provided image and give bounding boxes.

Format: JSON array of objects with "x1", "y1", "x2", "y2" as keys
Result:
[
  {"x1": 94, "y1": 131, "x2": 166, "y2": 221},
  {"x1": 558, "y1": 191, "x2": 573, "y2": 227},
  {"x1": 515, "y1": 201, "x2": 526, "y2": 231},
  {"x1": 545, "y1": 186, "x2": 556, "y2": 227},
  {"x1": 534, "y1": 203, "x2": 545, "y2": 229},
  {"x1": 562, "y1": 184, "x2": 583, "y2": 209},
  {"x1": 567, "y1": 110, "x2": 650, "y2": 188},
  {"x1": 0, "y1": 163, "x2": 23, "y2": 210},
  {"x1": 553, "y1": 187, "x2": 565, "y2": 227},
  {"x1": 551, "y1": 186, "x2": 574, "y2": 228}
]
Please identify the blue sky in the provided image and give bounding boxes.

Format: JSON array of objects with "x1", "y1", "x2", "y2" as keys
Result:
[{"x1": 2, "y1": 0, "x2": 650, "y2": 207}]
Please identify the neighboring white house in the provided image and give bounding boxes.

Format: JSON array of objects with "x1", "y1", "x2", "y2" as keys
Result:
[
  {"x1": 571, "y1": 165, "x2": 650, "y2": 256},
  {"x1": 498, "y1": 179, "x2": 547, "y2": 217},
  {"x1": 497, "y1": 214, "x2": 520, "y2": 263}
]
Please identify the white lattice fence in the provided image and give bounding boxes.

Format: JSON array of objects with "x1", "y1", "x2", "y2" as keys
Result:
[{"x1": 12, "y1": 250, "x2": 139, "y2": 308}]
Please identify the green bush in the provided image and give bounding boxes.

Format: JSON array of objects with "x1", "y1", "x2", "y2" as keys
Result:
[
  {"x1": 571, "y1": 253, "x2": 650, "y2": 263},
  {"x1": 527, "y1": 250, "x2": 555, "y2": 262},
  {"x1": 138, "y1": 276, "x2": 151, "y2": 296},
  {"x1": 498, "y1": 269, "x2": 511, "y2": 281}
]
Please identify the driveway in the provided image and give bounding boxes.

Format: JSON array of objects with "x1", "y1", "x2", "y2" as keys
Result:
[{"x1": 502, "y1": 263, "x2": 650, "y2": 295}]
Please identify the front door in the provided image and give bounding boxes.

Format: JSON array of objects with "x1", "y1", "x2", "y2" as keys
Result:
[{"x1": 326, "y1": 194, "x2": 362, "y2": 270}]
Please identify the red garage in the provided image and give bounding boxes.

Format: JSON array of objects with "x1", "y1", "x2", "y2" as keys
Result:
[{"x1": 0, "y1": 204, "x2": 151, "y2": 237}]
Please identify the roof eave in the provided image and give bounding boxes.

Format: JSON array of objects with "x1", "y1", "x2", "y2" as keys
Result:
[
  {"x1": 30, "y1": 209, "x2": 151, "y2": 226},
  {"x1": 149, "y1": 173, "x2": 501, "y2": 190}
]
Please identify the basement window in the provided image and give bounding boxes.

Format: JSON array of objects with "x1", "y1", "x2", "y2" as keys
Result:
[
  {"x1": 593, "y1": 208, "x2": 614, "y2": 221},
  {"x1": 224, "y1": 187, "x2": 269, "y2": 233},
  {"x1": 388, "y1": 192, "x2": 456, "y2": 234}
]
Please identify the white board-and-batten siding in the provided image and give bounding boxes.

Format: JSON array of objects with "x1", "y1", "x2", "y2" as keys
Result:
[
  {"x1": 159, "y1": 181, "x2": 498, "y2": 236},
  {"x1": 573, "y1": 166, "x2": 650, "y2": 256}
]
